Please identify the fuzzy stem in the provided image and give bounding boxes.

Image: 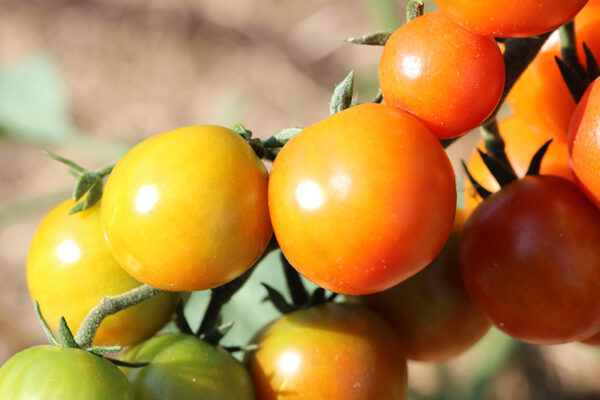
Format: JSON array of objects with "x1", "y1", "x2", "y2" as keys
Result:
[
  {"x1": 406, "y1": 1, "x2": 424, "y2": 22},
  {"x1": 75, "y1": 284, "x2": 162, "y2": 348}
]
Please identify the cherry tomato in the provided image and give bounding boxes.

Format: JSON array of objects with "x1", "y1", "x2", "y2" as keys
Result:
[
  {"x1": 582, "y1": 331, "x2": 600, "y2": 346},
  {"x1": 248, "y1": 303, "x2": 407, "y2": 400},
  {"x1": 434, "y1": 0, "x2": 588, "y2": 38},
  {"x1": 350, "y1": 211, "x2": 490, "y2": 362},
  {"x1": 26, "y1": 200, "x2": 179, "y2": 347},
  {"x1": 268, "y1": 103, "x2": 456, "y2": 295},
  {"x1": 507, "y1": 3, "x2": 600, "y2": 143},
  {"x1": 461, "y1": 175, "x2": 600, "y2": 344},
  {"x1": 0, "y1": 346, "x2": 134, "y2": 399},
  {"x1": 463, "y1": 115, "x2": 573, "y2": 214},
  {"x1": 379, "y1": 11, "x2": 504, "y2": 139},
  {"x1": 569, "y1": 78, "x2": 600, "y2": 207},
  {"x1": 120, "y1": 333, "x2": 254, "y2": 400},
  {"x1": 101, "y1": 125, "x2": 272, "y2": 292}
]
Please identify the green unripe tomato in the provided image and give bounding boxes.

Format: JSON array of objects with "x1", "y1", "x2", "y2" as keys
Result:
[
  {"x1": 120, "y1": 333, "x2": 255, "y2": 400},
  {"x1": 0, "y1": 346, "x2": 134, "y2": 399}
]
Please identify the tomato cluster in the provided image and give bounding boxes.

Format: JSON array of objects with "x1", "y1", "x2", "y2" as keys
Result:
[{"x1": 2, "y1": 1, "x2": 600, "y2": 399}]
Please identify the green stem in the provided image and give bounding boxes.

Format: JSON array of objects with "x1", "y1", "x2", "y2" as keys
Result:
[
  {"x1": 75, "y1": 284, "x2": 162, "y2": 348},
  {"x1": 96, "y1": 164, "x2": 115, "y2": 178},
  {"x1": 480, "y1": 118, "x2": 515, "y2": 175},
  {"x1": 406, "y1": 0, "x2": 424, "y2": 22}
]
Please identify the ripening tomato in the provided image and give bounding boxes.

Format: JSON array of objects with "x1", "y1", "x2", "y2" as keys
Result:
[
  {"x1": 434, "y1": 0, "x2": 588, "y2": 37},
  {"x1": 101, "y1": 125, "x2": 272, "y2": 292},
  {"x1": 268, "y1": 103, "x2": 456, "y2": 295},
  {"x1": 0, "y1": 346, "x2": 134, "y2": 399},
  {"x1": 463, "y1": 115, "x2": 573, "y2": 213},
  {"x1": 120, "y1": 334, "x2": 255, "y2": 400},
  {"x1": 582, "y1": 331, "x2": 600, "y2": 345},
  {"x1": 350, "y1": 211, "x2": 489, "y2": 362},
  {"x1": 248, "y1": 303, "x2": 407, "y2": 400},
  {"x1": 378, "y1": 11, "x2": 504, "y2": 139},
  {"x1": 461, "y1": 176, "x2": 600, "y2": 344},
  {"x1": 26, "y1": 200, "x2": 179, "y2": 347},
  {"x1": 507, "y1": 3, "x2": 600, "y2": 143},
  {"x1": 569, "y1": 78, "x2": 600, "y2": 207}
]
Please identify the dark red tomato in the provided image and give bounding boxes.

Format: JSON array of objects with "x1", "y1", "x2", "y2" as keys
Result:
[
  {"x1": 379, "y1": 11, "x2": 504, "y2": 139},
  {"x1": 569, "y1": 78, "x2": 600, "y2": 207},
  {"x1": 248, "y1": 303, "x2": 407, "y2": 400},
  {"x1": 582, "y1": 330, "x2": 600, "y2": 345},
  {"x1": 350, "y1": 211, "x2": 490, "y2": 362},
  {"x1": 434, "y1": 0, "x2": 588, "y2": 38},
  {"x1": 461, "y1": 176, "x2": 600, "y2": 344}
]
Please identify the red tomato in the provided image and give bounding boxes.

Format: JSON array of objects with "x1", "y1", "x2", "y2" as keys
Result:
[
  {"x1": 463, "y1": 115, "x2": 573, "y2": 214},
  {"x1": 268, "y1": 103, "x2": 456, "y2": 295},
  {"x1": 507, "y1": 3, "x2": 600, "y2": 143},
  {"x1": 350, "y1": 211, "x2": 490, "y2": 362},
  {"x1": 378, "y1": 11, "x2": 504, "y2": 139},
  {"x1": 248, "y1": 303, "x2": 407, "y2": 400},
  {"x1": 434, "y1": 0, "x2": 588, "y2": 37},
  {"x1": 461, "y1": 176, "x2": 600, "y2": 344},
  {"x1": 569, "y1": 78, "x2": 600, "y2": 207},
  {"x1": 582, "y1": 331, "x2": 600, "y2": 346}
]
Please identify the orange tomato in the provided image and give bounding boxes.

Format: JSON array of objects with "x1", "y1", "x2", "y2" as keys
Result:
[
  {"x1": 379, "y1": 11, "x2": 504, "y2": 139},
  {"x1": 268, "y1": 103, "x2": 456, "y2": 295},
  {"x1": 463, "y1": 115, "x2": 573, "y2": 213},
  {"x1": 101, "y1": 125, "x2": 272, "y2": 292},
  {"x1": 27, "y1": 200, "x2": 179, "y2": 346}
]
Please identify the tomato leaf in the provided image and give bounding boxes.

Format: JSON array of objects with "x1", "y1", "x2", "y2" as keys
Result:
[
  {"x1": 69, "y1": 180, "x2": 103, "y2": 214},
  {"x1": 263, "y1": 127, "x2": 302, "y2": 148},
  {"x1": 583, "y1": 42, "x2": 600, "y2": 83},
  {"x1": 42, "y1": 150, "x2": 86, "y2": 174},
  {"x1": 281, "y1": 252, "x2": 309, "y2": 307},
  {"x1": 329, "y1": 70, "x2": 354, "y2": 116},
  {"x1": 462, "y1": 160, "x2": 492, "y2": 200},
  {"x1": 526, "y1": 140, "x2": 553, "y2": 176},
  {"x1": 34, "y1": 301, "x2": 59, "y2": 346},
  {"x1": 555, "y1": 55, "x2": 588, "y2": 102},
  {"x1": 201, "y1": 322, "x2": 234, "y2": 345},
  {"x1": 345, "y1": 31, "x2": 392, "y2": 46},
  {"x1": 104, "y1": 357, "x2": 150, "y2": 368},
  {"x1": 477, "y1": 149, "x2": 518, "y2": 187},
  {"x1": 310, "y1": 288, "x2": 327, "y2": 306},
  {"x1": 174, "y1": 299, "x2": 194, "y2": 336},
  {"x1": 57, "y1": 317, "x2": 80, "y2": 349},
  {"x1": 232, "y1": 123, "x2": 252, "y2": 140},
  {"x1": 73, "y1": 172, "x2": 99, "y2": 202},
  {"x1": 87, "y1": 346, "x2": 122, "y2": 356},
  {"x1": 372, "y1": 88, "x2": 383, "y2": 104},
  {"x1": 261, "y1": 283, "x2": 295, "y2": 314}
]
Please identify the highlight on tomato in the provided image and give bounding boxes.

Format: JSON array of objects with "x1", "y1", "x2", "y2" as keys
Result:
[
  {"x1": 350, "y1": 211, "x2": 490, "y2": 362},
  {"x1": 247, "y1": 303, "x2": 408, "y2": 400},
  {"x1": 268, "y1": 103, "x2": 456, "y2": 295},
  {"x1": 26, "y1": 200, "x2": 179, "y2": 347},
  {"x1": 378, "y1": 10, "x2": 504, "y2": 139},
  {"x1": 101, "y1": 125, "x2": 273, "y2": 292}
]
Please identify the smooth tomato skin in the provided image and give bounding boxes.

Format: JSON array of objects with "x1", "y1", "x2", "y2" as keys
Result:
[
  {"x1": 434, "y1": 0, "x2": 588, "y2": 37},
  {"x1": 26, "y1": 200, "x2": 179, "y2": 347},
  {"x1": 102, "y1": 125, "x2": 272, "y2": 292},
  {"x1": 120, "y1": 333, "x2": 254, "y2": 400},
  {"x1": 379, "y1": 11, "x2": 504, "y2": 139},
  {"x1": 582, "y1": 331, "x2": 600, "y2": 345},
  {"x1": 507, "y1": 3, "x2": 600, "y2": 142},
  {"x1": 0, "y1": 346, "x2": 134, "y2": 399},
  {"x1": 461, "y1": 176, "x2": 600, "y2": 344},
  {"x1": 268, "y1": 103, "x2": 456, "y2": 295},
  {"x1": 350, "y1": 211, "x2": 490, "y2": 362},
  {"x1": 569, "y1": 78, "x2": 600, "y2": 207},
  {"x1": 463, "y1": 115, "x2": 573, "y2": 214},
  {"x1": 248, "y1": 303, "x2": 408, "y2": 400}
]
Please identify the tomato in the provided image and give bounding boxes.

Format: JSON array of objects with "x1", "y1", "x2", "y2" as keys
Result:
[
  {"x1": 26, "y1": 200, "x2": 179, "y2": 346},
  {"x1": 463, "y1": 115, "x2": 573, "y2": 214},
  {"x1": 350, "y1": 211, "x2": 490, "y2": 362},
  {"x1": 582, "y1": 331, "x2": 600, "y2": 345},
  {"x1": 248, "y1": 303, "x2": 407, "y2": 400},
  {"x1": 0, "y1": 346, "x2": 134, "y2": 399},
  {"x1": 120, "y1": 333, "x2": 254, "y2": 400},
  {"x1": 268, "y1": 103, "x2": 456, "y2": 295},
  {"x1": 101, "y1": 125, "x2": 272, "y2": 292},
  {"x1": 569, "y1": 78, "x2": 600, "y2": 207},
  {"x1": 507, "y1": 3, "x2": 600, "y2": 143},
  {"x1": 378, "y1": 11, "x2": 504, "y2": 139},
  {"x1": 461, "y1": 175, "x2": 600, "y2": 344},
  {"x1": 434, "y1": 0, "x2": 588, "y2": 38}
]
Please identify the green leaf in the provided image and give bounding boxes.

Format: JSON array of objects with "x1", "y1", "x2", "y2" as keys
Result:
[
  {"x1": 526, "y1": 140, "x2": 553, "y2": 176},
  {"x1": 57, "y1": 317, "x2": 80, "y2": 349},
  {"x1": 261, "y1": 283, "x2": 295, "y2": 314},
  {"x1": 345, "y1": 31, "x2": 392, "y2": 46},
  {"x1": 329, "y1": 71, "x2": 355, "y2": 116},
  {"x1": 232, "y1": 123, "x2": 252, "y2": 140},
  {"x1": 263, "y1": 127, "x2": 303, "y2": 148},
  {"x1": 73, "y1": 172, "x2": 99, "y2": 202},
  {"x1": 34, "y1": 301, "x2": 58, "y2": 346},
  {"x1": 87, "y1": 346, "x2": 122, "y2": 356},
  {"x1": 105, "y1": 358, "x2": 149, "y2": 368},
  {"x1": 0, "y1": 55, "x2": 77, "y2": 144},
  {"x1": 477, "y1": 149, "x2": 518, "y2": 187},
  {"x1": 69, "y1": 180, "x2": 103, "y2": 214}
]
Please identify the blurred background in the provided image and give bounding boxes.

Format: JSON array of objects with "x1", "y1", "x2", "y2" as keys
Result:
[{"x1": 0, "y1": 0, "x2": 598, "y2": 399}]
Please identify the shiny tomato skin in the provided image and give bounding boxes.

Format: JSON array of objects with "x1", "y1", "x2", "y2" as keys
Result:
[
  {"x1": 507, "y1": 3, "x2": 600, "y2": 142},
  {"x1": 248, "y1": 303, "x2": 407, "y2": 400},
  {"x1": 268, "y1": 103, "x2": 456, "y2": 295},
  {"x1": 434, "y1": 0, "x2": 588, "y2": 37},
  {"x1": 120, "y1": 333, "x2": 254, "y2": 400},
  {"x1": 101, "y1": 125, "x2": 272, "y2": 292},
  {"x1": 0, "y1": 346, "x2": 134, "y2": 399},
  {"x1": 461, "y1": 176, "x2": 600, "y2": 344},
  {"x1": 379, "y1": 11, "x2": 504, "y2": 139},
  {"x1": 582, "y1": 331, "x2": 600, "y2": 345},
  {"x1": 26, "y1": 200, "x2": 179, "y2": 347},
  {"x1": 463, "y1": 115, "x2": 573, "y2": 214},
  {"x1": 350, "y1": 211, "x2": 490, "y2": 362},
  {"x1": 569, "y1": 78, "x2": 600, "y2": 207}
]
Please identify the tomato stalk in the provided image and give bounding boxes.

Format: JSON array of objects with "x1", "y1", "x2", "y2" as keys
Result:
[
  {"x1": 479, "y1": 119, "x2": 515, "y2": 175},
  {"x1": 406, "y1": 0, "x2": 424, "y2": 22}
]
